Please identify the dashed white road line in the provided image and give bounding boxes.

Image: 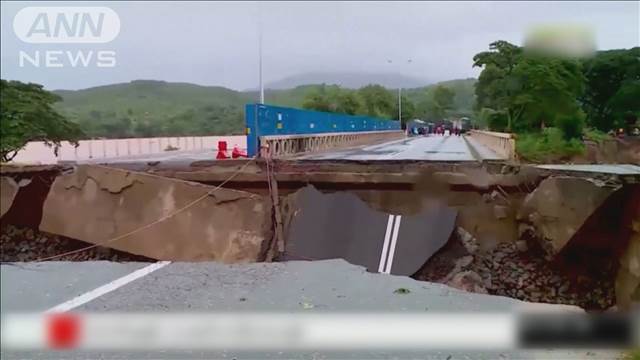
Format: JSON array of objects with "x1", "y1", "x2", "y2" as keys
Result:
[{"x1": 44, "y1": 261, "x2": 171, "y2": 314}]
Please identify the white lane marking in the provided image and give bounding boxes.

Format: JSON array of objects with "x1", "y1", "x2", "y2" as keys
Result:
[
  {"x1": 378, "y1": 215, "x2": 395, "y2": 273},
  {"x1": 45, "y1": 261, "x2": 171, "y2": 313},
  {"x1": 384, "y1": 215, "x2": 402, "y2": 274}
]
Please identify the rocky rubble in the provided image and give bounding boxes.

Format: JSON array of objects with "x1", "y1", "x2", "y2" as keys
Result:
[
  {"x1": 415, "y1": 228, "x2": 615, "y2": 311},
  {"x1": 0, "y1": 224, "x2": 154, "y2": 262},
  {"x1": 478, "y1": 242, "x2": 615, "y2": 310}
]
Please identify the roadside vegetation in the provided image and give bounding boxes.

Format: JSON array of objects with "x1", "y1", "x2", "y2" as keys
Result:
[
  {"x1": 472, "y1": 41, "x2": 639, "y2": 161},
  {"x1": 621, "y1": 350, "x2": 640, "y2": 360},
  {"x1": 516, "y1": 129, "x2": 585, "y2": 162},
  {"x1": 582, "y1": 128, "x2": 612, "y2": 144},
  {"x1": 300, "y1": 79, "x2": 476, "y2": 126},
  {"x1": 0, "y1": 80, "x2": 83, "y2": 162}
]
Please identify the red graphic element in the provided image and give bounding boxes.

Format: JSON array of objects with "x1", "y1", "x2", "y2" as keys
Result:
[
  {"x1": 232, "y1": 145, "x2": 247, "y2": 158},
  {"x1": 216, "y1": 141, "x2": 229, "y2": 159},
  {"x1": 47, "y1": 313, "x2": 81, "y2": 349}
]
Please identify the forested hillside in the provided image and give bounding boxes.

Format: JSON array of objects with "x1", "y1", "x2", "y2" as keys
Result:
[{"x1": 54, "y1": 79, "x2": 477, "y2": 138}]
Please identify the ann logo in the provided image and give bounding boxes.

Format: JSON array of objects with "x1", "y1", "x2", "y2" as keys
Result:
[
  {"x1": 14, "y1": 7, "x2": 119, "y2": 68},
  {"x1": 13, "y1": 7, "x2": 120, "y2": 43},
  {"x1": 27, "y1": 12, "x2": 105, "y2": 39}
]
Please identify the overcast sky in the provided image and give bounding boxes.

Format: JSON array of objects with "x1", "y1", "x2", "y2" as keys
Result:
[{"x1": 1, "y1": 1, "x2": 638, "y2": 91}]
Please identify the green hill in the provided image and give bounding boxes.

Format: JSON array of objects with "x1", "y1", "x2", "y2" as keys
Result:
[
  {"x1": 403, "y1": 78, "x2": 477, "y2": 118},
  {"x1": 53, "y1": 79, "x2": 476, "y2": 138},
  {"x1": 54, "y1": 80, "x2": 252, "y2": 138}
]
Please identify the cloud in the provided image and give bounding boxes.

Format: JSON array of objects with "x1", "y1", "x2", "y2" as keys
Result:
[{"x1": 1, "y1": 1, "x2": 638, "y2": 90}]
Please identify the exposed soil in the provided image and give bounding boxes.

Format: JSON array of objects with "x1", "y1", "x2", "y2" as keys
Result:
[{"x1": 0, "y1": 224, "x2": 155, "y2": 262}]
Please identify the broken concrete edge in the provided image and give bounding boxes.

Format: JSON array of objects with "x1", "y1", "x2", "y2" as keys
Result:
[
  {"x1": 90, "y1": 164, "x2": 265, "y2": 202},
  {"x1": 2, "y1": 164, "x2": 274, "y2": 262},
  {"x1": 532, "y1": 166, "x2": 640, "y2": 186},
  {"x1": 0, "y1": 164, "x2": 67, "y2": 174},
  {"x1": 519, "y1": 177, "x2": 640, "y2": 309},
  {"x1": 342, "y1": 258, "x2": 586, "y2": 313},
  {"x1": 141, "y1": 165, "x2": 542, "y2": 191},
  {"x1": 517, "y1": 176, "x2": 622, "y2": 260},
  {"x1": 99, "y1": 161, "x2": 639, "y2": 195}
]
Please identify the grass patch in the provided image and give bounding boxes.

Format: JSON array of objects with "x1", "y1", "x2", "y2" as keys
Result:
[
  {"x1": 583, "y1": 127, "x2": 612, "y2": 144},
  {"x1": 516, "y1": 127, "x2": 585, "y2": 163},
  {"x1": 393, "y1": 287, "x2": 411, "y2": 294},
  {"x1": 621, "y1": 349, "x2": 640, "y2": 360}
]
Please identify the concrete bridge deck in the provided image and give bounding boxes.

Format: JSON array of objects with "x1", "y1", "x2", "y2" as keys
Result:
[
  {"x1": 295, "y1": 135, "x2": 504, "y2": 161},
  {"x1": 77, "y1": 134, "x2": 503, "y2": 165}
]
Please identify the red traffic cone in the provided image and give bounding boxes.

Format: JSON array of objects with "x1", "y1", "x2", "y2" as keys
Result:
[{"x1": 216, "y1": 141, "x2": 229, "y2": 159}]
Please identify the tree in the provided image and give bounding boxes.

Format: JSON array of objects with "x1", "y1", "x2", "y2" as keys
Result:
[
  {"x1": 473, "y1": 41, "x2": 524, "y2": 131},
  {"x1": 510, "y1": 55, "x2": 585, "y2": 132},
  {"x1": 302, "y1": 85, "x2": 363, "y2": 115},
  {"x1": 432, "y1": 85, "x2": 455, "y2": 119},
  {"x1": 163, "y1": 111, "x2": 192, "y2": 136},
  {"x1": 416, "y1": 85, "x2": 455, "y2": 121},
  {"x1": 357, "y1": 84, "x2": 394, "y2": 118},
  {"x1": 133, "y1": 118, "x2": 157, "y2": 137},
  {"x1": 390, "y1": 95, "x2": 416, "y2": 124},
  {"x1": 100, "y1": 117, "x2": 132, "y2": 138},
  {"x1": 473, "y1": 41, "x2": 585, "y2": 134},
  {"x1": 302, "y1": 85, "x2": 332, "y2": 112},
  {"x1": 334, "y1": 89, "x2": 362, "y2": 115},
  {"x1": 473, "y1": 41, "x2": 522, "y2": 75},
  {"x1": 0, "y1": 80, "x2": 83, "y2": 162},
  {"x1": 580, "y1": 47, "x2": 640, "y2": 131}
]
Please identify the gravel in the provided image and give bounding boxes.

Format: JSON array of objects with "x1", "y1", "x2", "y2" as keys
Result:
[
  {"x1": 0, "y1": 224, "x2": 154, "y2": 262},
  {"x1": 414, "y1": 230, "x2": 615, "y2": 311}
]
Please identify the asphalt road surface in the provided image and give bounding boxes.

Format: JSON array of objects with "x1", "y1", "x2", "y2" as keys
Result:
[
  {"x1": 79, "y1": 135, "x2": 502, "y2": 165},
  {"x1": 0, "y1": 260, "x2": 616, "y2": 359},
  {"x1": 297, "y1": 135, "x2": 504, "y2": 161}
]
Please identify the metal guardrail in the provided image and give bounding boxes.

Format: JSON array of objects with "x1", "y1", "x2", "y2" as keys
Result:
[{"x1": 260, "y1": 130, "x2": 404, "y2": 158}]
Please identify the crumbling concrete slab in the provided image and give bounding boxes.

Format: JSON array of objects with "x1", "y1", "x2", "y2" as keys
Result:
[
  {"x1": 284, "y1": 186, "x2": 456, "y2": 276},
  {"x1": 517, "y1": 176, "x2": 618, "y2": 259},
  {"x1": 39, "y1": 165, "x2": 272, "y2": 261}
]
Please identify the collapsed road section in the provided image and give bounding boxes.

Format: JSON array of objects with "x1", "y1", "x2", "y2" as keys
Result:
[
  {"x1": 1, "y1": 164, "x2": 273, "y2": 262},
  {"x1": 283, "y1": 185, "x2": 456, "y2": 276},
  {"x1": 1, "y1": 161, "x2": 639, "y2": 312}
]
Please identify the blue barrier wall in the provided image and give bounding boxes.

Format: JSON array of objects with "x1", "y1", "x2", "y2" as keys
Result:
[{"x1": 245, "y1": 104, "x2": 400, "y2": 156}]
